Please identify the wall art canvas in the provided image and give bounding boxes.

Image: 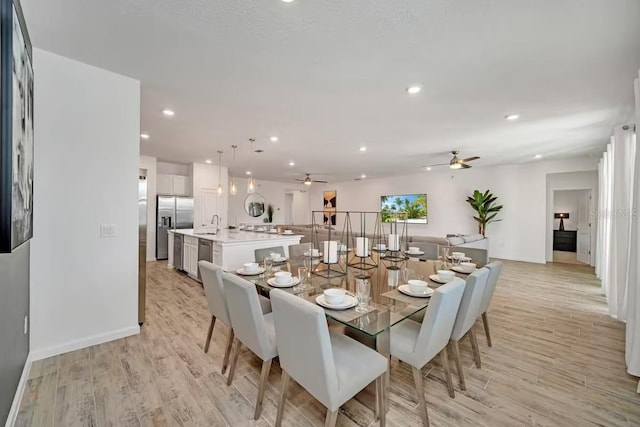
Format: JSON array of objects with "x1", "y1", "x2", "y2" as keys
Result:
[
  {"x1": 323, "y1": 208, "x2": 336, "y2": 226},
  {"x1": 323, "y1": 190, "x2": 336, "y2": 209},
  {"x1": 0, "y1": 1, "x2": 33, "y2": 252}
]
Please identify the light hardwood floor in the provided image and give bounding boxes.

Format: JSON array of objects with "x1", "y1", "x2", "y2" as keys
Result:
[{"x1": 15, "y1": 260, "x2": 640, "y2": 426}]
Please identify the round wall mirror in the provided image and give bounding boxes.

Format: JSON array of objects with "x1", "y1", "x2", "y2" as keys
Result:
[{"x1": 244, "y1": 193, "x2": 266, "y2": 217}]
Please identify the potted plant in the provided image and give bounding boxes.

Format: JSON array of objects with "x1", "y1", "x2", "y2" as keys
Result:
[
  {"x1": 466, "y1": 190, "x2": 503, "y2": 236},
  {"x1": 266, "y1": 204, "x2": 274, "y2": 223}
]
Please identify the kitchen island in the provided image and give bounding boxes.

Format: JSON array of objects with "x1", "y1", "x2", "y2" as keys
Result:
[{"x1": 168, "y1": 229, "x2": 302, "y2": 280}]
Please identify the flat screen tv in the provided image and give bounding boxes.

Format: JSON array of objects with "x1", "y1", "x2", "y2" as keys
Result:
[{"x1": 381, "y1": 194, "x2": 428, "y2": 224}]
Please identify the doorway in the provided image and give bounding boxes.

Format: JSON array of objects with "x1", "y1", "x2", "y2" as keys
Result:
[
  {"x1": 552, "y1": 189, "x2": 591, "y2": 265},
  {"x1": 284, "y1": 192, "x2": 294, "y2": 225}
]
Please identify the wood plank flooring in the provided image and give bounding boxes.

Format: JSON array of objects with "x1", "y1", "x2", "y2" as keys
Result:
[{"x1": 15, "y1": 260, "x2": 640, "y2": 426}]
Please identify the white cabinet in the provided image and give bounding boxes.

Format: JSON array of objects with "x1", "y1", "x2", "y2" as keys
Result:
[
  {"x1": 183, "y1": 236, "x2": 199, "y2": 277},
  {"x1": 158, "y1": 174, "x2": 190, "y2": 196},
  {"x1": 213, "y1": 242, "x2": 223, "y2": 267}
]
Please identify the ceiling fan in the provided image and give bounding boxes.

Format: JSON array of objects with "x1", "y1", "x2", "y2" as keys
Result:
[
  {"x1": 424, "y1": 150, "x2": 481, "y2": 170},
  {"x1": 295, "y1": 173, "x2": 328, "y2": 186}
]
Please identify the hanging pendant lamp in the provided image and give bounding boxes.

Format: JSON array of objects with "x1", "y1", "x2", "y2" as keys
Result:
[
  {"x1": 229, "y1": 145, "x2": 238, "y2": 196},
  {"x1": 247, "y1": 138, "x2": 256, "y2": 194},
  {"x1": 217, "y1": 150, "x2": 223, "y2": 197}
]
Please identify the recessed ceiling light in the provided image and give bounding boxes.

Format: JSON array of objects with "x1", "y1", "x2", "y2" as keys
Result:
[
  {"x1": 406, "y1": 85, "x2": 422, "y2": 95},
  {"x1": 246, "y1": 171, "x2": 252, "y2": 175},
  {"x1": 289, "y1": 161, "x2": 295, "y2": 166},
  {"x1": 140, "y1": 133, "x2": 149, "y2": 139},
  {"x1": 282, "y1": 0, "x2": 294, "y2": 3},
  {"x1": 359, "y1": 146, "x2": 367, "y2": 152},
  {"x1": 162, "y1": 109, "x2": 175, "y2": 117},
  {"x1": 361, "y1": 174, "x2": 367, "y2": 179},
  {"x1": 270, "y1": 136, "x2": 279, "y2": 142},
  {"x1": 534, "y1": 154, "x2": 543, "y2": 159},
  {"x1": 205, "y1": 159, "x2": 212, "y2": 164},
  {"x1": 505, "y1": 114, "x2": 519, "y2": 120},
  {"x1": 426, "y1": 167, "x2": 432, "y2": 171}
]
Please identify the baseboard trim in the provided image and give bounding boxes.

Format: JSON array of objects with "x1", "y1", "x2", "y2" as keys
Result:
[
  {"x1": 5, "y1": 353, "x2": 33, "y2": 427},
  {"x1": 30, "y1": 325, "x2": 140, "y2": 362}
]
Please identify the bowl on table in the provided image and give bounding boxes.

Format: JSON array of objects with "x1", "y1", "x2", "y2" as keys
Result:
[
  {"x1": 459, "y1": 262, "x2": 476, "y2": 273},
  {"x1": 323, "y1": 288, "x2": 346, "y2": 305},
  {"x1": 451, "y1": 251, "x2": 465, "y2": 259},
  {"x1": 408, "y1": 279, "x2": 430, "y2": 294},
  {"x1": 274, "y1": 271, "x2": 292, "y2": 284},
  {"x1": 437, "y1": 270, "x2": 456, "y2": 283},
  {"x1": 243, "y1": 262, "x2": 259, "y2": 273},
  {"x1": 283, "y1": 229, "x2": 293, "y2": 234}
]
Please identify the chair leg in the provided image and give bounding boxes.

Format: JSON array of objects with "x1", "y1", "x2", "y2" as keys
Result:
[
  {"x1": 325, "y1": 409, "x2": 339, "y2": 427},
  {"x1": 376, "y1": 375, "x2": 386, "y2": 426},
  {"x1": 411, "y1": 366, "x2": 430, "y2": 426},
  {"x1": 468, "y1": 327, "x2": 482, "y2": 369},
  {"x1": 482, "y1": 312, "x2": 492, "y2": 347},
  {"x1": 450, "y1": 340, "x2": 466, "y2": 391},
  {"x1": 226, "y1": 338, "x2": 242, "y2": 386},
  {"x1": 275, "y1": 370, "x2": 290, "y2": 427},
  {"x1": 440, "y1": 347, "x2": 455, "y2": 398},
  {"x1": 221, "y1": 329, "x2": 235, "y2": 374},
  {"x1": 254, "y1": 358, "x2": 273, "y2": 420},
  {"x1": 204, "y1": 316, "x2": 216, "y2": 353}
]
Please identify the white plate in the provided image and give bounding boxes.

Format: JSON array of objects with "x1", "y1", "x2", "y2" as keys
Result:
[
  {"x1": 271, "y1": 257, "x2": 288, "y2": 263},
  {"x1": 281, "y1": 232, "x2": 294, "y2": 235},
  {"x1": 236, "y1": 267, "x2": 265, "y2": 276},
  {"x1": 398, "y1": 284, "x2": 434, "y2": 298},
  {"x1": 304, "y1": 252, "x2": 323, "y2": 258},
  {"x1": 268, "y1": 230, "x2": 278, "y2": 233},
  {"x1": 267, "y1": 277, "x2": 300, "y2": 288},
  {"x1": 429, "y1": 274, "x2": 453, "y2": 284},
  {"x1": 315, "y1": 294, "x2": 358, "y2": 310},
  {"x1": 451, "y1": 266, "x2": 475, "y2": 274},
  {"x1": 405, "y1": 251, "x2": 425, "y2": 256}
]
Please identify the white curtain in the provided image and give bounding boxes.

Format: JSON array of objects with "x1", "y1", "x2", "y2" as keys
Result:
[{"x1": 626, "y1": 76, "x2": 640, "y2": 378}]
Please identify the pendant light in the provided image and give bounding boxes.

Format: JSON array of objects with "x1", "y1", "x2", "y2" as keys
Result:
[
  {"x1": 247, "y1": 138, "x2": 256, "y2": 194},
  {"x1": 229, "y1": 145, "x2": 238, "y2": 196},
  {"x1": 217, "y1": 150, "x2": 223, "y2": 197}
]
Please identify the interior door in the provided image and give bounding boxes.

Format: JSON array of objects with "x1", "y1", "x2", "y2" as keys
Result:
[{"x1": 576, "y1": 190, "x2": 591, "y2": 264}]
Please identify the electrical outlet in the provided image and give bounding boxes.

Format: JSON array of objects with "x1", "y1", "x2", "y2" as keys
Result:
[
  {"x1": 100, "y1": 224, "x2": 117, "y2": 237},
  {"x1": 24, "y1": 315, "x2": 28, "y2": 335}
]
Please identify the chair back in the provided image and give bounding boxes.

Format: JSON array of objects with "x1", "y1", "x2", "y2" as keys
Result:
[
  {"x1": 410, "y1": 242, "x2": 440, "y2": 260},
  {"x1": 222, "y1": 272, "x2": 276, "y2": 360},
  {"x1": 288, "y1": 243, "x2": 312, "y2": 259},
  {"x1": 414, "y1": 278, "x2": 466, "y2": 364},
  {"x1": 199, "y1": 261, "x2": 230, "y2": 326},
  {"x1": 451, "y1": 267, "x2": 490, "y2": 341},
  {"x1": 254, "y1": 246, "x2": 286, "y2": 263},
  {"x1": 479, "y1": 261, "x2": 503, "y2": 314},
  {"x1": 270, "y1": 289, "x2": 339, "y2": 408}
]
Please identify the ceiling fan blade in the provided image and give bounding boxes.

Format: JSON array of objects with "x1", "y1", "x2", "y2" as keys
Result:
[
  {"x1": 424, "y1": 163, "x2": 449, "y2": 167},
  {"x1": 294, "y1": 179, "x2": 304, "y2": 182},
  {"x1": 313, "y1": 180, "x2": 328, "y2": 183},
  {"x1": 461, "y1": 156, "x2": 480, "y2": 162},
  {"x1": 460, "y1": 163, "x2": 472, "y2": 169}
]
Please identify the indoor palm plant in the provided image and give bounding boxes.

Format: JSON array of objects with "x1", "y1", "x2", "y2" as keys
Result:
[{"x1": 466, "y1": 190, "x2": 503, "y2": 236}]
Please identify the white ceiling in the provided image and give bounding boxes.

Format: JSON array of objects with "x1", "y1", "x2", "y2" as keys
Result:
[{"x1": 23, "y1": 0, "x2": 640, "y2": 183}]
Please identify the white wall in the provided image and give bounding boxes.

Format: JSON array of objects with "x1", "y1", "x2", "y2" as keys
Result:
[
  {"x1": 309, "y1": 158, "x2": 598, "y2": 264},
  {"x1": 228, "y1": 179, "x2": 304, "y2": 225},
  {"x1": 546, "y1": 171, "x2": 598, "y2": 264},
  {"x1": 30, "y1": 49, "x2": 140, "y2": 359},
  {"x1": 140, "y1": 156, "x2": 157, "y2": 261}
]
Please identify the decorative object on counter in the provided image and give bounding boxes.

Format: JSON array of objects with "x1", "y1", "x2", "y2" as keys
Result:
[
  {"x1": 466, "y1": 189, "x2": 503, "y2": 236},
  {"x1": 1, "y1": 3, "x2": 34, "y2": 252},
  {"x1": 244, "y1": 193, "x2": 265, "y2": 217},
  {"x1": 229, "y1": 145, "x2": 238, "y2": 196},
  {"x1": 247, "y1": 138, "x2": 256, "y2": 194},
  {"x1": 267, "y1": 203, "x2": 274, "y2": 223},
  {"x1": 554, "y1": 212, "x2": 569, "y2": 231},
  {"x1": 216, "y1": 150, "x2": 224, "y2": 197}
]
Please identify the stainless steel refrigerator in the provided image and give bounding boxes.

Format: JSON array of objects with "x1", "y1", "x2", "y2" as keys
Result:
[{"x1": 156, "y1": 196, "x2": 194, "y2": 260}]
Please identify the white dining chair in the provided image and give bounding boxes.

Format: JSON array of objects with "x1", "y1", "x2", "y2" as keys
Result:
[
  {"x1": 288, "y1": 242, "x2": 312, "y2": 259},
  {"x1": 270, "y1": 289, "x2": 388, "y2": 427},
  {"x1": 478, "y1": 261, "x2": 503, "y2": 347},
  {"x1": 254, "y1": 246, "x2": 286, "y2": 263},
  {"x1": 390, "y1": 278, "x2": 466, "y2": 425},
  {"x1": 222, "y1": 272, "x2": 278, "y2": 420},
  {"x1": 449, "y1": 267, "x2": 490, "y2": 391}
]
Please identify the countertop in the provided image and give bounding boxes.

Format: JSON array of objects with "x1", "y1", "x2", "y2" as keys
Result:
[{"x1": 169, "y1": 228, "x2": 302, "y2": 244}]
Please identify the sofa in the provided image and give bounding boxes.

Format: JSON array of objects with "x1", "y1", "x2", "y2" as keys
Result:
[{"x1": 275, "y1": 225, "x2": 489, "y2": 267}]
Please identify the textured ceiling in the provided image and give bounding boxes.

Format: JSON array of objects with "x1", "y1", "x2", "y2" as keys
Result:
[{"x1": 22, "y1": 0, "x2": 640, "y2": 183}]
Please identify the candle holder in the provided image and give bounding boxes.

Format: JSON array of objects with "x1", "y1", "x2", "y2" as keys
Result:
[{"x1": 347, "y1": 211, "x2": 381, "y2": 271}]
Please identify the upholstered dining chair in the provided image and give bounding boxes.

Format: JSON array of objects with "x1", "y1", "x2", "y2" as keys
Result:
[
  {"x1": 288, "y1": 242, "x2": 312, "y2": 259},
  {"x1": 254, "y1": 246, "x2": 286, "y2": 263},
  {"x1": 449, "y1": 267, "x2": 490, "y2": 391},
  {"x1": 270, "y1": 289, "x2": 388, "y2": 427},
  {"x1": 478, "y1": 261, "x2": 503, "y2": 347},
  {"x1": 390, "y1": 278, "x2": 466, "y2": 425},
  {"x1": 222, "y1": 272, "x2": 278, "y2": 420}
]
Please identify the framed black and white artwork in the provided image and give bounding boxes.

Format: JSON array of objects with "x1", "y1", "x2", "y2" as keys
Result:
[{"x1": 0, "y1": 0, "x2": 33, "y2": 253}]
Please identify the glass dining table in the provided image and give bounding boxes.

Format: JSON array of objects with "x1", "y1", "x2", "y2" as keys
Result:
[{"x1": 232, "y1": 250, "x2": 463, "y2": 412}]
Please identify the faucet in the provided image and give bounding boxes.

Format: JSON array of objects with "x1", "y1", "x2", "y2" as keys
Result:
[{"x1": 211, "y1": 214, "x2": 220, "y2": 233}]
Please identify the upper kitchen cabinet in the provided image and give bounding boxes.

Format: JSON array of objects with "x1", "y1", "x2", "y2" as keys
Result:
[{"x1": 157, "y1": 162, "x2": 193, "y2": 196}]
